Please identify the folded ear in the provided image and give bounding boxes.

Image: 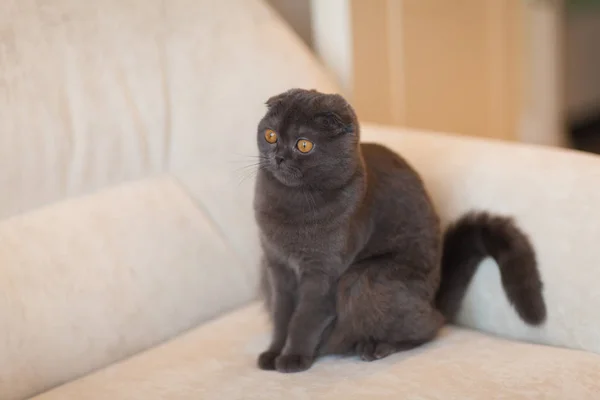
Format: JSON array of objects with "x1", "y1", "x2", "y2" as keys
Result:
[
  {"x1": 315, "y1": 111, "x2": 343, "y2": 127},
  {"x1": 315, "y1": 111, "x2": 355, "y2": 135},
  {"x1": 265, "y1": 88, "x2": 314, "y2": 108},
  {"x1": 265, "y1": 92, "x2": 287, "y2": 108},
  {"x1": 317, "y1": 93, "x2": 357, "y2": 134}
]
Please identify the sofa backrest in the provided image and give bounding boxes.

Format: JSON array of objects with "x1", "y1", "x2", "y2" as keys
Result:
[{"x1": 0, "y1": 0, "x2": 338, "y2": 399}]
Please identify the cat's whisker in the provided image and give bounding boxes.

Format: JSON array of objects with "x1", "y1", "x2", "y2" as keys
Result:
[
  {"x1": 229, "y1": 153, "x2": 269, "y2": 164},
  {"x1": 232, "y1": 160, "x2": 269, "y2": 175},
  {"x1": 300, "y1": 189, "x2": 317, "y2": 216},
  {"x1": 234, "y1": 164, "x2": 267, "y2": 187},
  {"x1": 308, "y1": 191, "x2": 318, "y2": 215},
  {"x1": 301, "y1": 190, "x2": 311, "y2": 215}
]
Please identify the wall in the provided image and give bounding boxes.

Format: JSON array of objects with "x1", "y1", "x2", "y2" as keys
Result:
[
  {"x1": 267, "y1": 0, "x2": 568, "y2": 146},
  {"x1": 565, "y1": 8, "x2": 600, "y2": 121},
  {"x1": 266, "y1": 0, "x2": 313, "y2": 47},
  {"x1": 518, "y1": 0, "x2": 564, "y2": 146}
]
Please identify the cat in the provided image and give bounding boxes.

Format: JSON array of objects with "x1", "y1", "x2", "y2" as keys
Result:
[{"x1": 253, "y1": 88, "x2": 546, "y2": 373}]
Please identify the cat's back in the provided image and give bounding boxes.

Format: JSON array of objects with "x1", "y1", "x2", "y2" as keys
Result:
[
  {"x1": 359, "y1": 142, "x2": 439, "y2": 256},
  {"x1": 360, "y1": 143, "x2": 419, "y2": 183},
  {"x1": 360, "y1": 142, "x2": 432, "y2": 211}
]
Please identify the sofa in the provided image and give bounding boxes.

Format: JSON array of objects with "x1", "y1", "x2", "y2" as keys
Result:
[{"x1": 2, "y1": 1, "x2": 600, "y2": 399}]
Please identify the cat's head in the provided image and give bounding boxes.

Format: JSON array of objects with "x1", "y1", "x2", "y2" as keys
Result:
[{"x1": 257, "y1": 88, "x2": 360, "y2": 188}]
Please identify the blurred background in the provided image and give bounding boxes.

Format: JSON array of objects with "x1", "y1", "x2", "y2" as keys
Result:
[{"x1": 267, "y1": 0, "x2": 600, "y2": 153}]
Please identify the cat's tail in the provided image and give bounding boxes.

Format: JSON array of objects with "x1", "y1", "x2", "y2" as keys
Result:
[{"x1": 435, "y1": 211, "x2": 546, "y2": 325}]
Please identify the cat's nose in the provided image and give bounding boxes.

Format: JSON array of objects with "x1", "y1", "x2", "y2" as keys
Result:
[{"x1": 275, "y1": 156, "x2": 284, "y2": 165}]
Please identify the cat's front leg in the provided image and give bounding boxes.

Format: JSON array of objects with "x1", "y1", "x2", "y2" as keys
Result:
[
  {"x1": 258, "y1": 263, "x2": 297, "y2": 370},
  {"x1": 276, "y1": 270, "x2": 336, "y2": 373}
]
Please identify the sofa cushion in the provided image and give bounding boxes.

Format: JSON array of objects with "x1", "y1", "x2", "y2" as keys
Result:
[
  {"x1": 0, "y1": 176, "x2": 255, "y2": 400},
  {"x1": 32, "y1": 303, "x2": 600, "y2": 399}
]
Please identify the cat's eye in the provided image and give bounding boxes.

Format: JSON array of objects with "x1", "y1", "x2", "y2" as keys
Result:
[
  {"x1": 265, "y1": 129, "x2": 278, "y2": 144},
  {"x1": 296, "y1": 139, "x2": 314, "y2": 153}
]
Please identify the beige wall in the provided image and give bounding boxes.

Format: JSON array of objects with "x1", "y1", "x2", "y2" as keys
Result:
[
  {"x1": 518, "y1": 0, "x2": 564, "y2": 146},
  {"x1": 565, "y1": 9, "x2": 600, "y2": 120},
  {"x1": 310, "y1": 0, "x2": 353, "y2": 95},
  {"x1": 266, "y1": 0, "x2": 313, "y2": 46},
  {"x1": 268, "y1": 0, "x2": 567, "y2": 146}
]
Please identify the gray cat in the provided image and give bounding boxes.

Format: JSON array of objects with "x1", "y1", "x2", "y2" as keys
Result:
[{"x1": 253, "y1": 88, "x2": 546, "y2": 373}]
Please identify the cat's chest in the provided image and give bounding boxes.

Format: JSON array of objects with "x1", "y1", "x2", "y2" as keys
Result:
[
  {"x1": 260, "y1": 222, "x2": 347, "y2": 270},
  {"x1": 262, "y1": 222, "x2": 340, "y2": 252}
]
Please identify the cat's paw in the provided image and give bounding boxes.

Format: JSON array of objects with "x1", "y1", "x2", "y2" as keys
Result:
[
  {"x1": 275, "y1": 354, "x2": 313, "y2": 373},
  {"x1": 257, "y1": 351, "x2": 280, "y2": 370},
  {"x1": 356, "y1": 339, "x2": 396, "y2": 362}
]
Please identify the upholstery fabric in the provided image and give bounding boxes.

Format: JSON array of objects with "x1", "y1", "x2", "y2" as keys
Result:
[
  {"x1": 0, "y1": 0, "x2": 168, "y2": 218},
  {"x1": 32, "y1": 303, "x2": 600, "y2": 400},
  {"x1": 0, "y1": 0, "x2": 338, "y2": 224},
  {"x1": 0, "y1": 176, "x2": 254, "y2": 400}
]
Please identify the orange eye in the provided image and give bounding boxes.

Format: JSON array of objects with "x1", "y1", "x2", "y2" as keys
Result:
[
  {"x1": 265, "y1": 129, "x2": 278, "y2": 144},
  {"x1": 296, "y1": 139, "x2": 314, "y2": 153}
]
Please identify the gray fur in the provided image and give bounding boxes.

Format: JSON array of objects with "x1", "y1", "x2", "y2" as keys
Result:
[{"x1": 253, "y1": 89, "x2": 546, "y2": 373}]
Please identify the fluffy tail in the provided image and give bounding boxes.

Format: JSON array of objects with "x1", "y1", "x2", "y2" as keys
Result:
[{"x1": 435, "y1": 211, "x2": 546, "y2": 325}]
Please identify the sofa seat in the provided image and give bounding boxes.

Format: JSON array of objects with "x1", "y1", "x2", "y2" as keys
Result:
[{"x1": 33, "y1": 303, "x2": 600, "y2": 400}]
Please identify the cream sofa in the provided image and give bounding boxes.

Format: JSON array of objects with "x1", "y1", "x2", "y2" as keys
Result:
[{"x1": 2, "y1": 1, "x2": 600, "y2": 399}]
